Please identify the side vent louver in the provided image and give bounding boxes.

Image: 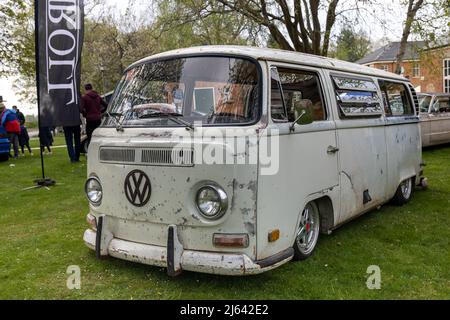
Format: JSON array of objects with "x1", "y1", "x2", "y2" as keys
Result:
[{"x1": 408, "y1": 84, "x2": 420, "y2": 115}]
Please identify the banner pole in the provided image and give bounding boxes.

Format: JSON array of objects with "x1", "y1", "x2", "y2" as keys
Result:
[
  {"x1": 33, "y1": 0, "x2": 54, "y2": 188},
  {"x1": 34, "y1": 0, "x2": 44, "y2": 180}
]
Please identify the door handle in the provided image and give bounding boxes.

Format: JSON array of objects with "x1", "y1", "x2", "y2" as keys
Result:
[{"x1": 327, "y1": 146, "x2": 339, "y2": 154}]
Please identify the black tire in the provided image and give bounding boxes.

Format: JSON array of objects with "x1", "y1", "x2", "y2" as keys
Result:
[
  {"x1": 0, "y1": 153, "x2": 9, "y2": 162},
  {"x1": 392, "y1": 177, "x2": 414, "y2": 205},
  {"x1": 293, "y1": 201, "x2": 320, "y2": 261}
]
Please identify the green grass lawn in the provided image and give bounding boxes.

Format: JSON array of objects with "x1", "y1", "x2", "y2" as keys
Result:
[
  {"x1": 0, "y1": 144, "x2": 449, "y2": 299},
  {"x1": 28, "y1": 134, "x2": 67, "y2": 150}
]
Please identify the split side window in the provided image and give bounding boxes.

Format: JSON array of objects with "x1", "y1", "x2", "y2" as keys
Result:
[
  {"x1": 270, "y1": 68, "x2": 286, "y2": 121},
  {"x1": 378, "y1": 80, "x2": 414, "y2": 116}
]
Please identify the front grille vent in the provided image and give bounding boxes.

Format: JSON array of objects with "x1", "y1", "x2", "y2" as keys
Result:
[
  {"x1": 99, "y1": 147, "x2": 194, "y2": 166},
  {"x1": 99, "y1": 148, "x2": 135, "y2": 163},
  {"x1": 142, "y1": 148, "x2": 194, "y2": 166}
]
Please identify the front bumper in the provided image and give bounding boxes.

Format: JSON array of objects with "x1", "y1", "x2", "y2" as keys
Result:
[{"x1": 83, "y1": 227, "x2": 293, "y2": 276}]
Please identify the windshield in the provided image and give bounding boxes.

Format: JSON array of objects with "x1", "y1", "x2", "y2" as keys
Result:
[
  {"x1": 418, "y1": 95, "x2": 432, "y2": 113},
  {"x1": 104, "y1": 56, "x2": 260, "y2": 127}
]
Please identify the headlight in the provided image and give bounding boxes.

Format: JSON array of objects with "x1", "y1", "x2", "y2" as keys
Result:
[
  {"x1": 196, "y1": 184, "x2": 228, "y2": 219},
  {"x1": 85, "y1": 176, "x2": 102, "y2": 205}
]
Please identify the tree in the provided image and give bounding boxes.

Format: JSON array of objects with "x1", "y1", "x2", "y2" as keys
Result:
[
  {"x1": 81, "y1": 19, "x2": 125, "y2": 93},
  {"x1": 80, "y1": 0, "x2": 267, "y2": 93},
  {"x1": 411, "y1": 0, "x2": 450, "y2": 45},
  {"x1": 394, "y1": 0, "x2": 425, "y2": 74},
  {"x1": 152, "y1": 0, "x2": 265, "y2": 50},
  {"x1": 0, "y1": 0, "x2": 36, "y2": 103},
  {"x1": 0, "y1": 0, "x2": 27, "y2": 74},
  {"x1": 214, "y1": 0, "x2": 341, "y2": 56},
  {"x1": 331, "y1": 26, "x2": 371, "y2": 62}
]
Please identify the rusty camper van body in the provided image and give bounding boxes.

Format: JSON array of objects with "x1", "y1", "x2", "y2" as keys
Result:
[{"x1": 83, "y1": 46, "x2": 425, "y2": 276}]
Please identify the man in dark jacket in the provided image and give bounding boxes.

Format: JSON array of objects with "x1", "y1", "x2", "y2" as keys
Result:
[{"x1": 80, "y1": 83, "x2": 107, "y2": 148}]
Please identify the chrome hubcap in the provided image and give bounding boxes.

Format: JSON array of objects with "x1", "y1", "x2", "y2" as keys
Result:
[
  {"x1": 296, "y1": 203, "x2": 319, "y2": 255},
  {"x1": 400, "y1": 178, "x2": 412, "y2": 199}
]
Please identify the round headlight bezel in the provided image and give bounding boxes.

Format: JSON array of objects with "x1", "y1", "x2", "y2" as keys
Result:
[
  {"x1": 195, "y1": 184, "x2": 228, "y2": 220},
  {"x1": 85, "y1": 176, "x2": 103, "y2": 206}
]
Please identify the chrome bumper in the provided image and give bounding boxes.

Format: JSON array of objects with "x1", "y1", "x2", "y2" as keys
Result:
[{"x1": 83, "y1": 227, "x2": 292, "y2": 276}]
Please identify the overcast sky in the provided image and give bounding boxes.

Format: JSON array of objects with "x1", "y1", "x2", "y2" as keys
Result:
[{"x1": 1, "y1": 0, "x2": 411, "y2": 116}]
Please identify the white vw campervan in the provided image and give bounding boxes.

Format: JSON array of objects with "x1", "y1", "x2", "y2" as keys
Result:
[{"x1": 83, "y1": 46, "x2": 426, "y2": 276}]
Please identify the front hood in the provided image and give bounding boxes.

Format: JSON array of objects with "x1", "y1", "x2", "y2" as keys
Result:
[{"x1": 87, "y1": 127, "x2": 259, "y2": 230}]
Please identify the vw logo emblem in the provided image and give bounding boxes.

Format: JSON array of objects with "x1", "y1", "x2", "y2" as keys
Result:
[{"x1": 124, "y1": 170, "x2": 151, "y2": 207}]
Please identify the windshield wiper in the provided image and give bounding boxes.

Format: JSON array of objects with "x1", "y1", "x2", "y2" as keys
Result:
[
  {"x1": 138, "y1": 112, "x2": 195, "y2": 131},
  {"x1": 105, "y1": 112, "x2": 124, "y2": 132}
]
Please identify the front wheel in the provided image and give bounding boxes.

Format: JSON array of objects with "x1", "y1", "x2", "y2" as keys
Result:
[
  {"x1": 392, "y1": 177, "x2": 414, "y2": 205},
  {"x1": 293, "y1": 201, "x2": 320, "y2": 260}
]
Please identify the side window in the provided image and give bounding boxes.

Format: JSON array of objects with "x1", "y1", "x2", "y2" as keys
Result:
[
  {"x1": 418, "y1": 95, "x2": 432, "y2": 113},
  {"x1": 270, "y1": 67, "x2": 326, "y2": 122},
  {"x1": 431, "y1": 97, "x2": 450, "y2": 113},
  {"x1": 270, "y1": 68, "x2": 287, "y2": 121},
  {"x1": 332, "y1": 75, "x2": 382, "y2": 118},
  {"x1": 378, "y1": 80, "x2": 414, "y2": 116}
]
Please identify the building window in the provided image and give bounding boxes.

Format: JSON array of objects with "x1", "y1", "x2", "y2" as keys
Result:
[
  {"x1": 412, "y1": 62, "x2": 420, "y2": 78},
  {"x1": 379, "y1": 65, "x2": 388, "y2": 72},
  {"x1": 444, "y1": 59, "x2": 450, "y2": 93}
]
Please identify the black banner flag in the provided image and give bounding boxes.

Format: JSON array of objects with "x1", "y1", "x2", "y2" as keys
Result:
[{"x1": 36, "y1": 0, "x2": 84, "y2": 127}]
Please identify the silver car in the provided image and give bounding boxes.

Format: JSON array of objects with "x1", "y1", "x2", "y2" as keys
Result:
[{"x1": 418, "y1": 93, "x2": 450, "y2": 147}]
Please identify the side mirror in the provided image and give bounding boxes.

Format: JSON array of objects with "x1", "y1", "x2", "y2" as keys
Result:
[
  {"x1": 289, "y1": 100, "x2": 313, "y2": 132},
  {"x1": 293, "y1": 100, "x2": 313, "y2": 125}
]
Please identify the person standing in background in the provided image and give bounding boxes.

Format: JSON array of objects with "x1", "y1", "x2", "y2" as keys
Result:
[
  {"x1": 63, "y1": 120, "x2": 81, "y2": 163},
  {"x1": 0, "y1": 99, "x2": 11, "y2": 162},
  {"x1": 0, "y1": 100, "x2": 21, "y2": 159},
  {"x1": 39, "y1": 126, "x2": 53, "y2": 154},
  {"x1": 18, "y1": 123, "x2": 32, "y2": 156},
  {"x1": 12, "y1": 106, "x2": 25, "y2": 125},
  {"x1": 80, "y1": 84, "x2": 107, "y2": 149},
  {"x1": 12, "y1": 105, "x2": 32, "y2": 156}
]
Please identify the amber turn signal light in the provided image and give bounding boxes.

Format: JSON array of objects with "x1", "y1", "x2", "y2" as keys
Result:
[{"x1": 268, "y1": 229, "x2": 280, "y2": 242}]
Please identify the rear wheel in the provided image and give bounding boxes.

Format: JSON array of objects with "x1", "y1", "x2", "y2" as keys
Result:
[
  {"x1": 293, "y1": 201, "x2": 320, "y2": 260},
  {"x1": 0, "y1": 153, "x2": 9, "y2": 162},
  {"x1": 392, "y1": 177, "x2": 414, "y2": 205}
]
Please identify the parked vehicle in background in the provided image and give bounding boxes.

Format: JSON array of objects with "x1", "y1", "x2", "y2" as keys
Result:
[
  {"x1": 82, "y1": 46, "x2": 426, "y2": 276},
  {"x1": 418, "y1": 93, "x2": 450, "y2": 147}
]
